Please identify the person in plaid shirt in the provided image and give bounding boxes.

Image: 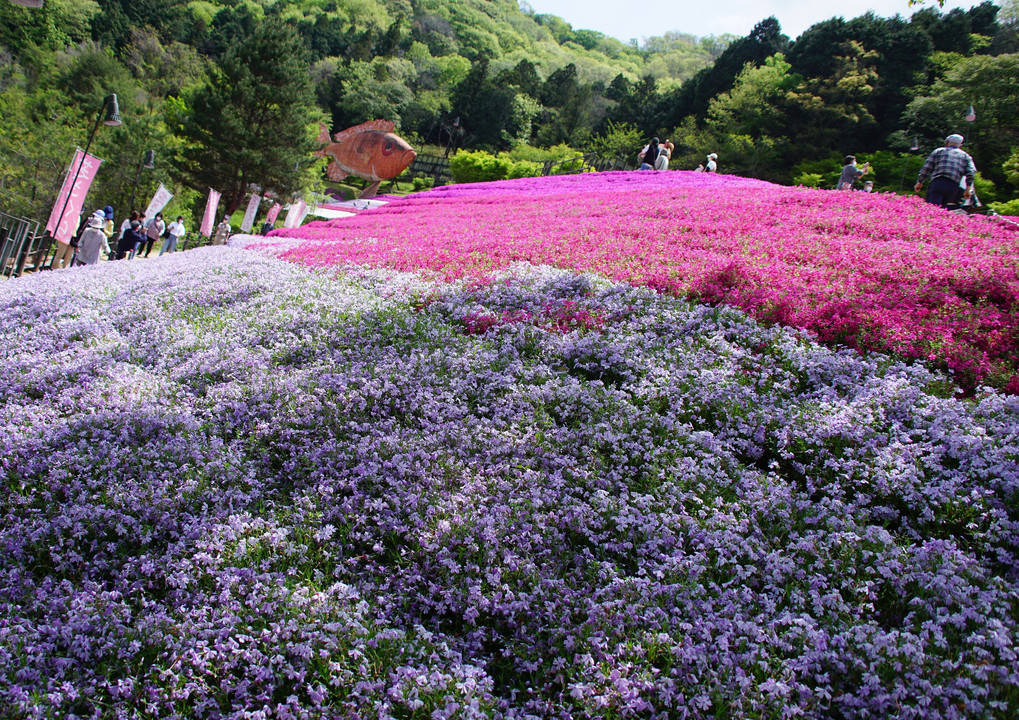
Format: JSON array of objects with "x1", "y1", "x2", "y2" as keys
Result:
[{"x1": 914, "y1": 133, "x2": 977, "y2": 208}]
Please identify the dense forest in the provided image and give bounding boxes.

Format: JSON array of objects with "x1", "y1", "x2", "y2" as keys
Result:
[{"x1": 1, "y1": 0, "x2": 1018, "y2": 223}]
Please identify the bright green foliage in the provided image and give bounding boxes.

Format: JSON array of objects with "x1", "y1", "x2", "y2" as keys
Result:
[
  {"x1": 1004, "y1": 147, "x2": 1019, "y2": 187},
  {"x1": 988, "y1": 197, "x2": 1019, "y2": 215},
  {"x1": 448, "y1": 149, "x2": 540, "y2": 183},
  {"x1": 792, "y1": 172, "x2": 824, "y2": 188}
]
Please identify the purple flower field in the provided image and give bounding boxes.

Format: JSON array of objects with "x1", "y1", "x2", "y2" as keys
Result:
[{"x1": 1, "y1": 248, "x2": 1017, "y2": 719}]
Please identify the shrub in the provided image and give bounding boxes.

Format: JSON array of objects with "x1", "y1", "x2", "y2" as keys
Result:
[
  {"x1": 989, "y1": 197, "x2": 1019, "y2": 217},
  {"x1": 449, "y1": 150, "x2": 542, "y2": 183},
  {"x1": 793, "y1": 172, "x2": 823, "y2": 188},
  {"x1": 449, "y1": 150, "x2": 512, "y2": 183}
]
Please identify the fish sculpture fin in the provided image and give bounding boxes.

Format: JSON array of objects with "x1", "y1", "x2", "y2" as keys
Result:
[
  {"x1": 326, "y1": 161, "x2": 349, "y2": 182},
  {"x1": 358, "y1": 181, "x2": 382, "y2": 199},
  {"x1": 335, "y1": 119, "x2": 396, "y2": 141},
  {"x1": 317, "y1": 123, "x2": 333, "y2": 145}
]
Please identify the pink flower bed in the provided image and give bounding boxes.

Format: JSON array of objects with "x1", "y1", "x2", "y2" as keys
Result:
[{"x1": 257, "y1": 171, "x2": 1019, "y2": 391}]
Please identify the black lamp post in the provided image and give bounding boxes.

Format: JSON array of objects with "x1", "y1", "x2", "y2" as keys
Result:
[
  {"x1": 51, "y1": 93, "x2": 121, "y2": 247},
  {"x1": 128, "y1": 149, "x2": 155, "y2": 211}
]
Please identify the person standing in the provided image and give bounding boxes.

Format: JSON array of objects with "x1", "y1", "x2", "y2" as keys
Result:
[
  {"x1": 914, "y1": 134, "x2": 977, "y2": 208},
  {"x1": 50, "y1": 210, "x2": 85, "y2": 269},
  {"x1": 212, "y1": 216, "x2": 232, "y2": 246},
  {"x1": 141, "y1": 212, "x2": 165, "y2": 258},
  {"x1": 75, "y1": 213, "x2": 111, "y2": 266},
  {"x1": 160, "y1": 216, "x2": 186, "y2": 256},
  {"x1": 836, "y1": 155, "x2": 870, "y2": 190}
]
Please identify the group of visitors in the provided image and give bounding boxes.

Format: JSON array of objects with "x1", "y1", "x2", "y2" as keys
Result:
[
  {"x1": 839, "y1": 132, "x2": 979, "y2": 211},
  {"x1": 112, "y1": 211, "x2": 186, "y2": 261},
  {"x1": 50, "y1": 206, "x2": 205, "y2": 268},
  {"x1": 638, "y1": 138, "x2": 674, "y2": 170},
  {"x1": 631, "y1": 129, "x2": 976, "y2": 213},
  {"x1": 637, "y1": 138, "x2": 717, "y2": 173}
]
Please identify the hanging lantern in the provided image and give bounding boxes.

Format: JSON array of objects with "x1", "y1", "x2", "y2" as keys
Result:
[
  {"x1": 8, "y1": 0, "x2": 45, "y2": 7},
  {"x1": 966, "y1": 105, "x2": 976, "y2": 122}
]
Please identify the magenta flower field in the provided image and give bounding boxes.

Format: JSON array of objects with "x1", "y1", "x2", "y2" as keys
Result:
[{"x1": 256, "y1": 172, "x2": 1019, "y2": 392}]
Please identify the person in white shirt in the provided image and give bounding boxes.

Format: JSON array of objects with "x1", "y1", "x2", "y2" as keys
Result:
[{"x1": 159, "y1": 216, "x2": 186, "y2": 256}]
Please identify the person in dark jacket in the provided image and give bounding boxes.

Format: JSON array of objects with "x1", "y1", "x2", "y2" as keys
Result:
[
  {"x1": 639, "y1": 137, "x2": 660, "y2": 170},
  {"x1": 117, "y1": 220, "x2": 145, "y2": 260}
]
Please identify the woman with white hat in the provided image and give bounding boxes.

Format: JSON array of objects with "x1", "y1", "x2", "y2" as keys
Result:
[
  {"x1": 75, "y1": 212, "x2": 111, "y2": 266},
  {"x1": 705, "y1": 153, "x2": 718, "y2": 172}
]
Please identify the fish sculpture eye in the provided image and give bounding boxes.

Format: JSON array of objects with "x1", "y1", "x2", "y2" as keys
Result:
[{"x1": 382, "y1": 139, "x2": 395, "y2": 157}]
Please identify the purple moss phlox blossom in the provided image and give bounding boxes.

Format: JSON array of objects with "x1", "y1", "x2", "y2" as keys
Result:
[{"x1": 0, "y1": 248, "x2": 1017, "y2": 719}]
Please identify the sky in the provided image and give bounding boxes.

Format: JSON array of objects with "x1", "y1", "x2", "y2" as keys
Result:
[{"x1": 525, "y1": 0, "x2": 995, "y2": 43}]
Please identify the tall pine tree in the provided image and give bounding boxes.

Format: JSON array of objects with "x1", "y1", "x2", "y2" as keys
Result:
[{"x1": 175, "y1": 22, "x2": 321, "y2": 214}]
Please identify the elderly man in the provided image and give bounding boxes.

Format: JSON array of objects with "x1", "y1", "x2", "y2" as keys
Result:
[{"x1": 914, "y1": 133, "x2": 977, "y2": 208}]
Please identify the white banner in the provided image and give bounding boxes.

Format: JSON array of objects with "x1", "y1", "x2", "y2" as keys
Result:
[
  {"x1": 144, "y1": 183, "x2": 173, "y2": 220},
  {"x1": 240, "y1": 194, "x2": 261, "y2": 233}
]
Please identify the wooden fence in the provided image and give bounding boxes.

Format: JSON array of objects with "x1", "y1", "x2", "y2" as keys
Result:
[{"x1": 0, "y1": 210, "x2": 45, "y2": 279}]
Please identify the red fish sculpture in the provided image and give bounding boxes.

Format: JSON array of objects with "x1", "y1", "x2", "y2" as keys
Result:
[{"x1": 315, "y1": 121, "x2": 416, "y2": 197}]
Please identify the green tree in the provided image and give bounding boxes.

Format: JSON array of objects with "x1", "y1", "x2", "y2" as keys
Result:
[
  {"x1": 902, "y1": 53, "x2": 1019, "y2": 189},
  {"x1": 0, "y1": 0, "x2": 99, "y2": 54},
  {"x1": 659, "y1": 17, "x2": 789, "y2": 129},
  {"x1": 589, "y1": 120, "x2": 644, "y2": 163},
  {"x1": 175, "y1": 22, "x2": 322, "y2": 214}
]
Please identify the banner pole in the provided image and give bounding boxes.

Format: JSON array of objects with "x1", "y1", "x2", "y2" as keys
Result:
[{"x1": 53, "y1": 100, "x2": 108, "y2": 246}]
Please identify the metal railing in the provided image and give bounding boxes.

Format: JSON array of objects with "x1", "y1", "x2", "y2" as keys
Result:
[
  {"x1": 541, "y1": 153, "x2": 632, "y2": 176},
  {"x1": 0, "y1": 211, "x2": 45, "y2": 279},
  {"x1": 407, "y1": 154, "x2": 453, "y2": 182}
]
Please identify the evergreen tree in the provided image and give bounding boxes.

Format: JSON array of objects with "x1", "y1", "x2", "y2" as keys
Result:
[
  {"x1": 175, "y1": 22, "x2": 321, "y2": 214},
  {"x1": 659, "y1": 17, "x2": 789, "y2": 129}
]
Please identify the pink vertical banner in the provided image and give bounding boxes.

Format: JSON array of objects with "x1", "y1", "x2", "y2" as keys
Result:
[
  {"x1": 284, "y1": 200, "x2": 306, "y2": 229},
  {"x1": 240, "y1": 193, "x2": 260, "y2": 233},
  {"x1": 45, "y1": 148, "x2": 103, "y2": 244},
  {"x1": 200, "y1": 188, "x2": 221, "y2": 237},
  {"x1": 265, "y1": 203, "x2": 282, "y2": 226}
]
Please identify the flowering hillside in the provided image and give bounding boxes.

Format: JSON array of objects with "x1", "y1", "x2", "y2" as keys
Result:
[
  {"x1": 1, "y1": 249, "x2": 1017, "y2": 718},
  {"x1": 255, "y1": 172, "x2": 1019, "y2": 393}
]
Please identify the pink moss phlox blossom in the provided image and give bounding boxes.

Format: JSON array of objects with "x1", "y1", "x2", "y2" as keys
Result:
[{"x1": 254, "y1": 172, "x2": 1019, "y2": 391}]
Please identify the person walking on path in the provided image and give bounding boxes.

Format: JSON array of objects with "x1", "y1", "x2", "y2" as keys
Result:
[
  {"x1": 75, "y1": 213, "x2": 110, "y2": 266},
  {"x1": 141, "y1": 212, "x2": 165, "y2": 258},
  {"x1": 160, "y1": 216, "x2": 186, "y2": 256},
  {"x1": 914, "y1": 134, "x2": 977, "y2": 208},
  {"x1": 213, "y1": 216, "x2": 232, "y2": 246},
  {"x1": 836, "y1": 155, "x2": 870, "y2": 190}
]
